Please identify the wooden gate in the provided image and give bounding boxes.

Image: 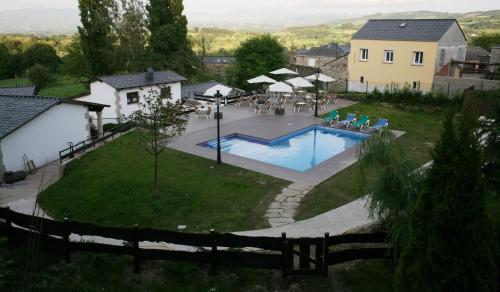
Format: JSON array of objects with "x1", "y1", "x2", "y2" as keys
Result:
[{"x1": 285, "y1": 237, "x2": 325, "y2": 276}]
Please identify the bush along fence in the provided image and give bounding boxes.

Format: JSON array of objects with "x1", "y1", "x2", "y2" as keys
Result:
[{"x1": 0, "y1": 207, "x2": 392, "y2": 276}]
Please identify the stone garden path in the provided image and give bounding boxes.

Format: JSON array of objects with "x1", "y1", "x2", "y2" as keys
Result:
[{"x1": 265, "y1": 182, "x2": 314, "y2": 227}]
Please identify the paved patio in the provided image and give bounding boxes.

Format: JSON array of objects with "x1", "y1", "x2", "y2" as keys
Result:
[{"x1": 171, "y1": 99, "x2": 361, "y2": 185}]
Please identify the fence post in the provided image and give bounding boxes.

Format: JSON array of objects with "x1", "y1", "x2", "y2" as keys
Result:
[
  {"x1": 323, "y1": 233, "x2": 329, "y2": 277},
  {"x1": 366, "y1": 82, "x2": 369, "y2": 94},
  {"x1": 281, "y1": 232, "x2": 287, "y2": 277},
  {"x1": 133, "y1": 224, "x2": 140, "y2": 274},
  {"x1": 210, "y1": 229, "x2": 218, "y2": 276},
  {"x1": 6, "y1": 207, "x2": 13, "y2": 250},
  {"x1": 447, "y1": 82, "x2": 451, "y2": 99},
  {"x1": 64, "y1": 217, "x2": 71, "y2": 262}
]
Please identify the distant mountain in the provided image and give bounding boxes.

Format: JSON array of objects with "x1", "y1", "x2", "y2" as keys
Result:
[
  {"x1": 326, "y1": 10, "x2": 500, "y2": 27},
  {"x1": 0, "y1": 8, "x2": 79, "y2": 35}
]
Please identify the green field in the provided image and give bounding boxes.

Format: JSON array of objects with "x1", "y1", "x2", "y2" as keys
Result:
[
  {"x1": 39, "y1": 132, "x2": 288, "y2": 232},
  {"x1": 0, "y1": 75, "x2": 89, "y2": 98},
  {"x1": 297, "y1": 101, "x2": 447, "y2": 220}
]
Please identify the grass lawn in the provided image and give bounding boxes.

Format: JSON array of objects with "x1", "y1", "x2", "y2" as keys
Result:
[
  {"x1": 296, "y1": 102, "x2": 447, "y2": 220},
  {"x1": 39, "y1": 132, "x2": 288, "y2": 232},
  {"x1": 0, "y1": 75, "x2": 89, "y2": 98}
]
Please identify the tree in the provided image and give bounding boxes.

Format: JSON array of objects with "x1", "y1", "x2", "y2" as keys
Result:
[
  {"x1": 357, "y1": 130, "x2": 421, "y2": 246},
  {"x1": 78, "y1": 0, "x2": 115, "y2": 77},
  {"x1": 194, "y1": 30, "x2": 214, "y2": 71},
  {"x1": 230, "y1": 35, "x2": 286, "y2": 90},
  {"x1": 109, "y1": 0, "x2": 147, "y2": 72},
  {"x1": 0, "y1": 44, "x2": 11, "y2": 79},
  {"x1": 23, "y1": 43, "x2": 60, "y2": 72},
  {"x1": 396, "y1": 112, "x2": 498, "y2": 292},
  {"x1": 470, "y1": 33, "x2": 500, "y2": 51},
  {"x1": 60, "y1": 35, "x2": 91, "y2": 78},
  {"x1": 129, "y1": 87, "x2": 188, "y2": 195},
  {"x1": 28, "y1": 64, "x2": 53, "y2": 88},
  {"x1": 146, "y1": 0, "x2": 195, "y2": 74}
]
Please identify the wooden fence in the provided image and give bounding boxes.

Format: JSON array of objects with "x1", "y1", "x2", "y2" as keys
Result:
[{"x1": 0, "y1": 207, "x2": 392, "y2": 276}]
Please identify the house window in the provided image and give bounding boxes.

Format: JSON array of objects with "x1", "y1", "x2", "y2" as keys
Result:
[
  {"x1": 308, "y1": 58, "x2": 316, "y2": 67},
  {"x1": 360, "y1": 76, "x2": 364, "y2": 83},
  {"x1": 127, "y1": 91, "x2": 139, "y2": 104},
  {"x1": 413, "y1": 51, "x2": 424, "y2": 65},
  {"x1": 160, "y1": 86, "x2": 171, "y2": 98},
  {"x1": 384, "y1": 50, "x2": 394, "y2": 63},
  {"x1": 412, "y1": 81, "x2": 420, "y2": 90},
  {"x1": 360, "y1": 49, "x2": 368, "y2": 61}
]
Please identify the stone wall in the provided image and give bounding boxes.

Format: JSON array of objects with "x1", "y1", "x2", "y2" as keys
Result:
[
  {"x1": 432, "y1": 76, "x2": 500, "y2": 97},
  {"x1": 290, "y1": 55, "x2": 349, "y2": 93}
]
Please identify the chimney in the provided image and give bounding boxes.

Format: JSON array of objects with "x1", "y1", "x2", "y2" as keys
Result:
[{"x1": 145, "y1": 67, "x2": 154, "y2": 82}]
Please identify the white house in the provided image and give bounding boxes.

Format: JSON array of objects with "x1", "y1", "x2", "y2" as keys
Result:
[
  {"x1": 77, "y1": 69, "x2": 186, "y2": 123},
  {"x1": 0, "y1": 95, "x2": 109, "y2": 181}
]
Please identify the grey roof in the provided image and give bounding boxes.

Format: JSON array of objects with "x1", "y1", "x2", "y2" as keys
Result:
[
  {"x1": 203, "y1": 56, "x2": 236, "y2": 65},
  {"x1": 182, "y1": 81, "x2": 220, "y2": 99},
  {"x1": 352, "y1": 19, "x2": 459, "y2": 42},
  {"x1": 181, "y1": 81, "x2": 245, "y2": 100},
  {"x1": 0, "y1": 86, "x2": 36, "y2": 96},
  {"x1": 298, "y1": 44, "x2": 350, "y2": 58},
  {"x1": 466, "y1": 46, "x2": 490, "y2": 62},
  {"x1": 98, "y1": 70, "x2": 187, "y2": 91},
  {"x1": 0, "y1": 95, "x2": 109, "y2": 139}
]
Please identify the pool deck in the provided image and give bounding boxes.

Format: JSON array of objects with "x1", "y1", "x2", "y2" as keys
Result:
[{"x1": 170, "y1": 99, "x2": 404, "y2": 186}]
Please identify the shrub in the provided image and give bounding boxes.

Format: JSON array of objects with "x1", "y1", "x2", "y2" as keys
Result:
[{"x1": 28, "y1": 64, "x2": 53, "y2": 88}]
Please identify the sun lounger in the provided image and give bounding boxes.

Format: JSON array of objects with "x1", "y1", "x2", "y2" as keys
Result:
[
  {"x1": 322, "y1": 110, "x2": 339, "y2": 125},
  {"x1": 338, "y1": 113, "x2": 356, "y2": 127},
  {"x1": 353, "y1": 115, "x2": 370, "y2": 130},
  {"x1": 372, "y1": 118, "x2": 389, "y2": 132}
]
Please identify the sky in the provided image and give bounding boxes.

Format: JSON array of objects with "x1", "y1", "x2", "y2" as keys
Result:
[{"x1": 1, "y1": 0, "x2": 499, "y2": 26}]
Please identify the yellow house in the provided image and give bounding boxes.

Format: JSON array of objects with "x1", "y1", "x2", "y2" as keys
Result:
[{"x1": 348, "y1": 19, "x2": 467, "y2": 92}]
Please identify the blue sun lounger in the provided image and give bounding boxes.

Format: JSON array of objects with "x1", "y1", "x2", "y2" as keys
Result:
[
  {"x1": 372, "y1": 118, "x2": 389, "y2": 131},
  {"x1": 338, "y1": 113, "x2": 356, "y2": 127}
]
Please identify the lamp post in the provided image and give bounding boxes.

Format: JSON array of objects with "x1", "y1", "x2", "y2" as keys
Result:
[
  {"x1": 314, "y1": 67, "x2": 321, "y2": 117},
  {"x1": 214, "y1": 90, "x2": 223, "y2": 165}
]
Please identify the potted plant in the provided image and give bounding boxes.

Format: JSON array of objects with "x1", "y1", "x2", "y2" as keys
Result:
[{"x1": 274, "y1": 101, "x2": 285, "y2": 115}]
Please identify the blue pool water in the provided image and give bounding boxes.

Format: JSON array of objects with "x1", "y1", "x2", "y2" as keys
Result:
[{"x1": 200, "y1": 125, "x2": 369, "y2": 172}]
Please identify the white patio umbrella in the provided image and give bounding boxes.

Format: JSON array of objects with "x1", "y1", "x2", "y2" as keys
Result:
[
  {"x1": 269, "y1": 82, "x2": 293, "y2": 93},
  {"x1": 286, "y1": 77, "x2": 314, "y2": 88},
  {"x1": 204, "y1": 84, "x2": 233, "y2": 97},
  {"x1": 247, "y1": 75, "x2": 277, "y2": 84},
  {"x1": 305, "y1": 73, "x2": 336, "y2": 83},
  {"x1": 270, "y1": 68, "x2": 299, "y2": 75}
]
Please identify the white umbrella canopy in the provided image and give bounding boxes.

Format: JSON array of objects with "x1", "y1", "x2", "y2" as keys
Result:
[
  {"x1": 305, "y1": 73, "x2": 336, "y2": 82},
  {"x1": 247, "y1": 75, "x2": 277, "y2": 84},
  {"x1": 204, "y1": 84, "x2": 233, "y2": 97},
  {"x1": 269, "y1": 82, "x2": 293, "y2": 93},
  {"x1": 270, "y1": 68, "x2": 299, "y2": 75},
  {"x1": 286, "y1": 77, "x2": 314, "y2": 88}
]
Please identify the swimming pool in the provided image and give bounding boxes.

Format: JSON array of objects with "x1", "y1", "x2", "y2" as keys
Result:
[{"x1": 199, "y1": 125, "x2": 369, "y2": 172}]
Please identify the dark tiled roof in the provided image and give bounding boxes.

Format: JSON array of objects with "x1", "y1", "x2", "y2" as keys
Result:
[
  {"x1": 98, "y1": 70, "x2": 187, "y2": 90},
  {"x1": 181, "y1": 81, "x2": 245, "y2": 99},
  {"x1": 352, "y1": 19, "x2": 458, "y2": 42},
  {"x1": 0, "y1": 95, "x2": 109, "y2": 139},
  {"x1": 0, "y1": 86, "x2": 37, "y2": 96},
  {"x1": 203, "y1": 56, "x2": 236, "y2": 65},
  {"x1": 0, "y1": 95, "x2": 61, "y2": 139},
  {"x1": 181, "y1": 81, "x2": 221, "y2": 99},
  {"x1": 466, "y1": 46, "x2": 490, "y2": 61},
  {"x1": 298, "y1": 44, "x2": 350, "y2": 58}
]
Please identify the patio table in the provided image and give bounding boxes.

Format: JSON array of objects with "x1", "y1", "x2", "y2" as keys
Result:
[{"x1": 294, "y1": 102, "x2": 306, "y2": 112}]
